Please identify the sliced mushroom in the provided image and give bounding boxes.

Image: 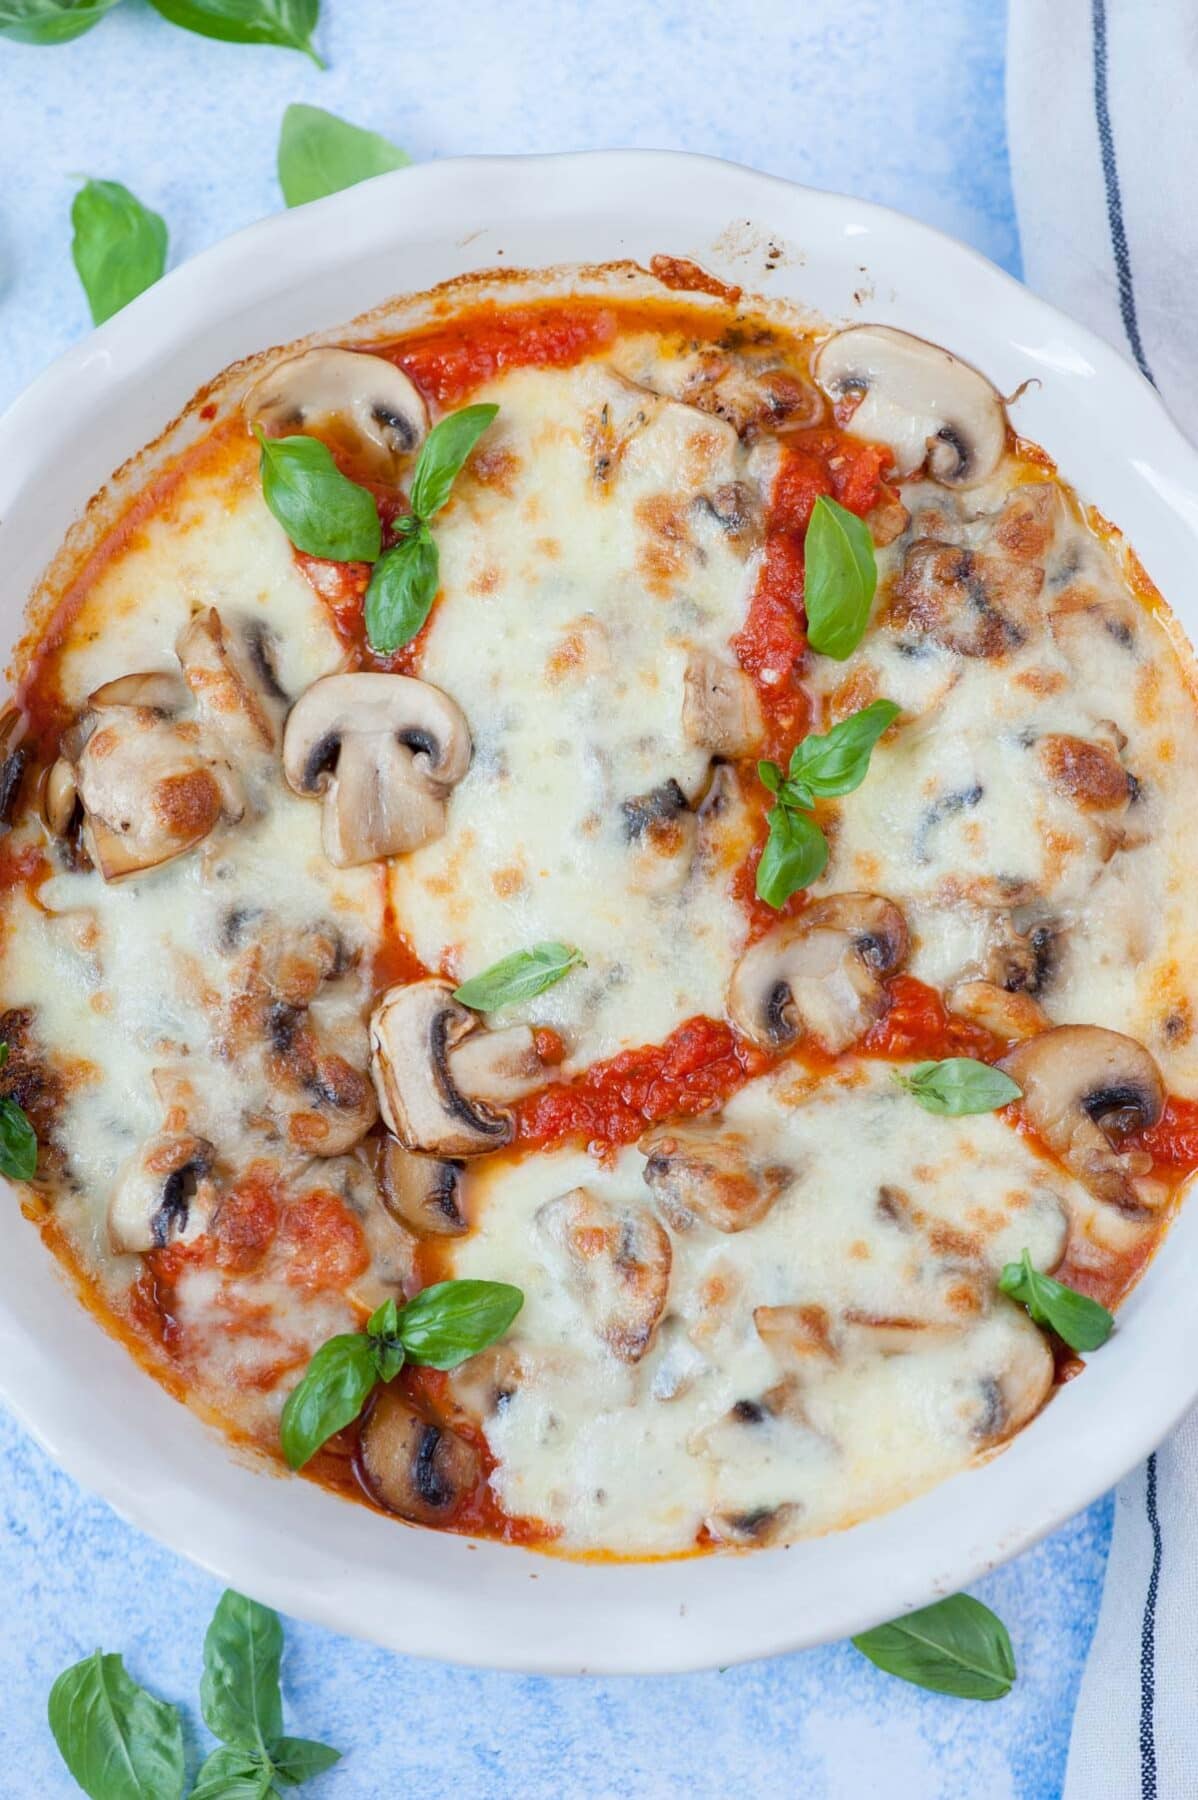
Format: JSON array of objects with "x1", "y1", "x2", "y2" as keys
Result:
[
  {"x1": 176, "y1": 607, "x2": 281, "y2": 758},
  {"x1": 263, "y1": 1000, "x2": 378, "y2": 1156},
  {"x1": 282, "y1": 673, "x2": 471, "y2": 867},
  {"x1": 378, "y1": 1137, "x2": 468, "y2": 1237},
  {"x1": 682, "y1": 652, "x2": 764, "y2": 757},
  {"x1": 891, "y1": 536, "x2": 1045, "y2": 659},
  {"x1": 39, "y1": 757, "x2": 79, "y2": 838},
  {"x1": 1038, "y1": 732, "x2": 1133, "y2": 812},
  {"x1": 705, "y1": 1504, "x2": 801, "y2": 1547},
  {"x1": 0, "y1": 705, "x2": 29, "y2": 828},
  {"x1": 536, "y1": 1187, "x2": 671, "y2": 1363},
  {"x1": 965, "y1": 1315, "x2": 1055, "y2": 1445},
  {"x1": 370, "y1": 980, "x2": 551, "y2": 1157},
  {"x1": 75, "y1": 684, "x2": 245, "y2": 881},
  {"x1": 814, "y1": 324, "x2": 1007, "y2": 488},
  {"x1": 358, "y1": 1387, "x2": 481, "y2": 1523},
  {"x1": 999, "y1": 1024, "x2": 1165, "y2": 1210},
  {"x1": 244, "y1": 347, "x2": 429, "y2": 484},
  {"x1": 842, "y1": 1311, "x2": 969, "y2": 1356},
  {"x1": 639, "y1": 1122, "x2": 795, "y2": 1232},
  {"x1": 621, "y1": 778, "x2": 698, "y2": 895},
  {"x1": 948, "y1": 980, "x2": 1049, "y2": 1043},
  {"x1": 728, "y1": 894, "x2": 909, "y2": 1053},
  {"x1": 108, "y1": 1131, "x2": 217, "y2": 1254},
  {"x1": 754, "y1": 1303, "x2": 838, "y2": 1366}
]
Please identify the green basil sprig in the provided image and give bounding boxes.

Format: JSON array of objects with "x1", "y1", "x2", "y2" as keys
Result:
[
  {"x1": 146, "y1": 0, "x2": 323, "y2": 64},
  {"x1": 999, "y1": 1248, "x2": 1114, "y2": 1353},
  {"x1": 0, "y1": 0, "x2": 120, "y2": 43},
  {"x1": 852, "y1": 1593, "x2": 1016, "y2": 1700},
  {"x1": 194, "y1": 1589, "x2": 338, "y2": 1796},
  {"x1": 453, "y1": 942, "x2": 584, "y2": 1012},
  {"x1": 894, "y1": 1057, "x2": 1023, "y2": 1117},
  {"x1": 365, "y1": 403, "x2": 499, "y2": 652},
  {"x1": 47, "y1": 1650, "x2": 185, "y2": 1800},
  {"x1": 756, "y1": 698, "x2": 899, "y2": 908},
  {"x1": 804, "y1": 493, "x2": 878, "y2": 660},
  {"x1": 71, "y1": 179, "x2": 168, "y2": 326},
  {"x1": 281, "y1": 1278, "x2": 523, "y2": 1469},
  {"x1": 255, "y1": 426, "x2": 382, "y2": 563},
  {"x1": 0, "y1": 1043, "x2": 37, "y2": 1181},
  {"x1": 278, "y1": 102, "x2": 409, "y2": 208}
]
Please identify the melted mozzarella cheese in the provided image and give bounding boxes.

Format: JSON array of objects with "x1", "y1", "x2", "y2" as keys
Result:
[
  {"x1": 450, "y1": 1062, "x2": 1079, "y2": 1552},
  {"x1": 387, "y1": 363, "x2": 760, "y2": 1066}
]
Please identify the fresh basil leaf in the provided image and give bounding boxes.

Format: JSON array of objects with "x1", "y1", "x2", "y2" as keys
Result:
[
  {"x1": 788, "y1": 699, "x2": 900, "y2": 798},
  {"x1": 755, "y1": 804, "x2": 828, "y2": 908},
  {"x1": 366, "y1": 1296, "x2": 404, "y2": 1382},
  {"x1": 71, "y1": 179, "x2": 168, "y2": 326},
  {"x1": 364, "y1": 525, "x2": 438, "y2": 652},
  {"x1": 189, "y1": 1744, "x2": 273, "y2": 1800},
  {"x1": 894, "y1": 1057, "x2": 1023, "y2": 1117},
  {"x1": 278, "y1": 102, "x2": 408, "y2": 208},
  {"x1": 279, "y1": 1331, "x2": 378, "y2": 1469},
  {"x1": 146, "y1": 0, "x2": 322, "y2": 64},
  {"x1": 453, "y1": 942, "x2": 584, "y2": 1012},
  {"x1": 0, "y1": 1094, "x2": 37, "y2": 1180},
  {"x1": 757, "y1": 760, "x2": 782, "y2": 796},
  {"x1": 48, "y1": 1649, "x2": 185, "y2": 1800},
  {"x1": 852, "y1": 1593, "x2": 1016, "y2": 1700},
  {"x1": 397, "y1": 1278, "x2": 524, "y2": 1371},
  {"x1": 804, "y1": 493, "x2": 878, "y2": 660},
  {"x1": 0, "y1": 0, "x2": 120, "y2": 43},
  {"x1": 255, "y1": 428, "x2": 381, "y2": 564},
  {"x1": 999, "y1": 1248, "x2": 1114, "y2": 1352},
  {"x1": 271, "y1": 1736, "x2": 341, "y2": 1783},
  {"x1": 409, "y1": 404, "x2": 499, "y2": 520},
  {"x1": 201, "y1": 1589, "x2": 284, "y2": 1755}
]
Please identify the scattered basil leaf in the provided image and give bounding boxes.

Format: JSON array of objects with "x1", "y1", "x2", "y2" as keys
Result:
[
  {"x1": 453, "y1": 942, "x2": 585, "y2": 1012},
  {"x1": 200, "y1": 1588, "x2": 284, "y2": 1755},
  {"x1": 787, "y1": 698, "x2": 900, "y2": 798},
  {"x1": 71, "y1": 179, "x2": 168, "y2": 326},
  {"x1": 0, "y1": 0, "x2": 120, "y2": 43},
  {"x1": 48, "y1": 1650, "x2": 185, "y2": 1800},
  {"x1": 278, "y1": 102, "x2": 409, "y2": 208},
  {"x1": 146, "y1": 0, "x2": 323, "y2": 65},
  {"x1": 363, "y1": 526, "x2": 438, "y2": 653},
  {"x1": 756, "y1": 802, "x2": 828, "y2": 908},
  {"x1": 852, "y1": 1593, "x2": 1016, "y2": 1700},
  {"x1": 408, "y1": 403, "x2": 499, "y2": 520},
  {"x1": 272, "y1": 1736, "x2": 342, "y2": 1783},
  {"x1": 0, "y1": 1093, "x2": 37, "y2": 1180},
  {"x1": 188, "y1": 1745, "x2": 269, "y2": 1800},
  {"x1": 397, "y1": 1278, "x2": 525, "y2": 1371},
  {"x1": 894, "y1": 1057, "x2": 1023, "y2": 1117},
  {"x1": 804, "y1": 493, "x2": 878, "y2": 660},
  {"x1": 279, "y1": 1331, "x2": 377, "y2": 1470},
  {"x1": 999, "y1": 1248, "x2": 1114, "y2": 1352},
  {"x1": 255, "y1": 428, "x2": 381, "y2": 564}
]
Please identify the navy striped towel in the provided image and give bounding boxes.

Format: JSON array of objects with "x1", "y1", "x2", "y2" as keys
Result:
[{"x1": 1009, "y1": 3, "x2": 1197, "y2": 1793}]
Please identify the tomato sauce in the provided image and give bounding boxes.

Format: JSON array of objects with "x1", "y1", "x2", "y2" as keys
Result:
[
  {"x1": 388, "y1": 302, "x2": 621, "y2": 408},
  {"x1": 1136, "y1": 1096, "x2": 1198, "y2": 1171}
]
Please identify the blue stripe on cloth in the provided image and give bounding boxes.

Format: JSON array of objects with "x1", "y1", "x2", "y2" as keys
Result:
[
  {"x1": 1090, "y1": 0, "x2": 1155, "y2": 384},
  {"x1": 1139, "y1": 1453, "x2": 1162, "y2": 1798}
]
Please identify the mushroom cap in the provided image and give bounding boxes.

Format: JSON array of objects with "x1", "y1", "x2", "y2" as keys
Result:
[
  {"x1": 682, "y1": 652, "x2": 764, "y2": 758},
  {"x1": 244, "y1": 346, "x2": 430, "y2": 485},
  {"x1": 176, "y1": 607, "x2": 281, "y2": 758},
  {"x1": 358, "y1": 1387, "x2": 481, "y2": 1523},
  {"x1": 999, "y1": 1024, "x2": 1165, "y2": 1210},
  {"x1": 536, "y1": 1186, "x2": 672, "y2": 1364},
  {"x1": 369, "y1": 979, "x2": 516, "y2": 1157},
  {"x1": 814, "y1": 324, "x2": 1008, "y2": 489},
  {"x1": 76, "y1": 701, "x2": 245, "y2": 882},
  {"x1": 108, "y1": 1131, "x2": 217, "y2": 1255},
  {"x1": 282, "y1": 672, "x2": 472, "y2": 868},
  {"x1": 640, "y1": 1122, "x2": 795, "y2": 1233},
  {"x1": 378, "y1": 1138, "x2": 469, "y2": 1237},
  {"x1": 727, "y1": 893, "x2": 909, "y2": 1052}
]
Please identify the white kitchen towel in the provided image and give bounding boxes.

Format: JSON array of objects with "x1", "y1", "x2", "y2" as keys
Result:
[
  {"x1": 1009, "y1": 0, "x2": 1197, "y2": 439},
  {"x1": 1008, "y1": 3, "x2": 1198, "y2": 1794}
]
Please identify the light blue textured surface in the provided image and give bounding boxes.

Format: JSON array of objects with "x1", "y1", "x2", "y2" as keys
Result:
[{"x1": 0, "y1": 3, "x2": 1108, "y2": 1795}]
